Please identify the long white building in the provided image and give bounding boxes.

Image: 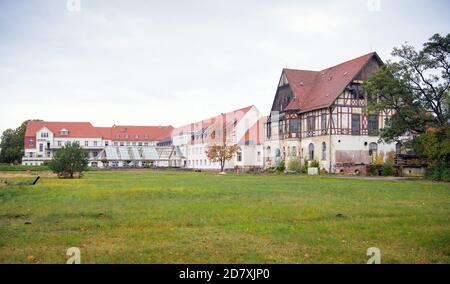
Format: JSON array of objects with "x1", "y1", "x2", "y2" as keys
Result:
[
  {"x1": 22, "y1": 107, "x2": 266, "y2": 171},
  {"x1": 22, "y1": 122, "x2": 181, "y2": 168}
]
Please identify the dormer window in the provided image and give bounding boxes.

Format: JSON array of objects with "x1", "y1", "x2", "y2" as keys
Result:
[
  {"x1": 115, "y1": 134, "x2": 120, "y2": 139},
  {"x1": 59, "y1": 128, "x2": 69, "y2": 136},
  {"x1": 135, "y1": 134, "x2": 139, "y2": 139}
]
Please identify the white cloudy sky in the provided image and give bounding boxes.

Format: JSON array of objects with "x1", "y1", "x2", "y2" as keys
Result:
[{"x1": 0, "y1": 0, "x2": 449, "y2": 134}]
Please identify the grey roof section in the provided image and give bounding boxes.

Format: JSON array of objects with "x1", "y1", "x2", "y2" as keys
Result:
[
  {"x1": 100, "y1": 146, "x2": 183, "y2": 161},
  {"x1": 142, "y1": 147, "x2": 159, "y2": 160}
]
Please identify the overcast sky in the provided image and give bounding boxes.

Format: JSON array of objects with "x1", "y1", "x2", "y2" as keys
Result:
[{"x1": 0, "y1": 0, "x2": 449, "y2": 134}]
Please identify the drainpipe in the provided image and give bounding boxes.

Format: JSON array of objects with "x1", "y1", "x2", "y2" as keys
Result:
[{"x1": 329, "y1": 107, "x2": 332, "y2": 173}]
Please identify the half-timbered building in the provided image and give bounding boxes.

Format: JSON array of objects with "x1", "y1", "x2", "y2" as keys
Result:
[{"x1": 264, "y1": 52, "x2": 397, "y2": 173}]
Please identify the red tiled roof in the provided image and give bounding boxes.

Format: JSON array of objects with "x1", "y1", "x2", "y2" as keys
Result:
[
  {"x1": 25, "y1": 121, "x2": 101, "y2": 138},
  {"x1": 109, "y1": 125, "x2": 174, "y2": 141},
  {"x1": 24, "y1": 121, "x2": 174, "y2": 149},
  {"x1": 284, "y1": 52, "x2": 382, "y2": 113},
  {"x1": 94, "y1": 127, "x2": 113, "y2": 140}
]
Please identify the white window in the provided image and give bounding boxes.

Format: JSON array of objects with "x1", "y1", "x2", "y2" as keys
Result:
[
  {"x1": 41, "y1": 132, "x2": 49, "y2": 138},
  {"x1": 39, "y1": 143, "x2": 44, "y2": 152},
  {"x1": 94, "y1": 141, "x2": 98, "y2": 147},
  {"x1": 58, "y1": 141, "x2": 62, "y2": 146},
  {"x1": 85, "y1": 141, "x2": 89, "y2": 147}
]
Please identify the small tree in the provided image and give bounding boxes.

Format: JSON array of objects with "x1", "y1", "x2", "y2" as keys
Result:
[
  {"x1": 205, "y1": 144, "x2": 240, "y2": 173},
  {"x1": 48, "y1": 143, "x2": 88, "y2": 178}
]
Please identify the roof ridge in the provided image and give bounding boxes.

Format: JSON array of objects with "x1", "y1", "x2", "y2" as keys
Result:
[{"x1": 319, "y1": 52, "x2": 376, "y2": 72}]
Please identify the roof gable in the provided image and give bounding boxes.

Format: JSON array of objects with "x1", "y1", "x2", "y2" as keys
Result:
[{"x1": 283, "y1": 52, "x2": 383, "y2": 113}]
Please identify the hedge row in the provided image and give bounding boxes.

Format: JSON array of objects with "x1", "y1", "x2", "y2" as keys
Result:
[{"x1": 0, "y1": 164, "x2": 50, "y2": 171}]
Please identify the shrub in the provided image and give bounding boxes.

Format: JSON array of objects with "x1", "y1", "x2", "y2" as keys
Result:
[
  {"x1": 425, "y1": 163, "x2": 450, "y2": 182},
  {"x1": 319, "y1": 168, "x2": 328, "y2": 175},
  {"x1": 287, "y1": 159, "x2": 301, "y2": 173},
  {"x1": 301, "y1": 161, "x2": 308, "y2": 174},
  {"x1": 381, "y1": 162, "x2": 395, "y2": 176},
  {"x1": 275, "y1": 160, "x2": 286, "y2": 173},
  {"x1": 309, "y1": 160, "x2": 320, "y2": 168}
]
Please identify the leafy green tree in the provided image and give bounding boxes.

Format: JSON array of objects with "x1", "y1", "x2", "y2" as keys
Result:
[
  {"x1": 48, "y1": 143, "x2": 88, "y2": 178},
  {"x1": 364, "y1": 33, "x2": 449, "y2": 173},
  {"x1": 0, "y1": 120, "x2": 32, "y2": 164}
]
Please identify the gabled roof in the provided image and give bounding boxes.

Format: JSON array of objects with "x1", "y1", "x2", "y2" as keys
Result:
[
  {"x1": 172, "y1": 105, "x2": 255, "y2": 144},
  {"x1": 25, "y1": 121, "x2": 101, "y2": 138},
  {"x1": 283, "y1": 52, "x2": 383, "y2": 113}
]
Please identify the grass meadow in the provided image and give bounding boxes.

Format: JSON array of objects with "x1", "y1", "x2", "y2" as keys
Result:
[{"x1": 0, "y1": 170, "x2": 449, "y2": 264}]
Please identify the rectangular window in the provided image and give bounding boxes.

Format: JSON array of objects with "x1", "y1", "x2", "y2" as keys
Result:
[
  {"x1": 278, "y1": 121, "x2": 284, "y2": 135},
  {"x1": 58, "y1": 141, "x2": 62, "y2": 146},
  {"x1": 41, "y1": 133, "x2": 49, "y2": 138},
  {"x1": 368, "y1": 115, "x2": 379, "y2": 135},
  {"x1": 351, "y1": 114, "x2": 361, "y2": 135},
  {"x1": 307, "y1": 116, "x2": 315, "y2": 132},
  {"x1": 237, "y1": 152, "x2": 242, "y2": 162},
  {"x1": 115, "y1": 134, "x2": 120, "y2": 139},
  {"x1": 39, "y1": 143, "x2": 43, "y2": 152},
  {"x1": 266, "y1": 122, "x2": 271, "y2": 139},
  {"x1": 85, "y1": 141, "x2": 89, "y2": 147},
  {"x1": 321, "y1": 114, "x2": 327, "y2": 134},
  {"x1": 289, "y1": 118, "x2": 299, "y2": 133},
  {"x1": 94, "y1": 141, "x2": 98, "y2": 147}
]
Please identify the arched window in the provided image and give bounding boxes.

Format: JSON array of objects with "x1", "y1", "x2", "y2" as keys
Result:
[
  {"x1": 369, "y1": 143, "x2": 378, "y2": 161},
  {"x1": 275, "y1": 148, "x2": 281, "y2": 158},
  {"x1": 287, "y1": 146, "x2": 290, "y2": 157},
  {"x1": 395, "y1": 142, "x2": 402, "y2": 155},
  {"x1": 266, "y1": 146, "x2": 271, "y2": 157},
  {"x1": 321, "y1": 142, "x2": 326, "y2": 160},
  {"x1": 308, "y1": 143, "x2": 314, "y2": 161}
]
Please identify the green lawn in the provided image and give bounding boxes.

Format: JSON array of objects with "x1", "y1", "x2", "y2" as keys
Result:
[{"x1": 0, "y1": 170, "x2": 449, "y2": 264}]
